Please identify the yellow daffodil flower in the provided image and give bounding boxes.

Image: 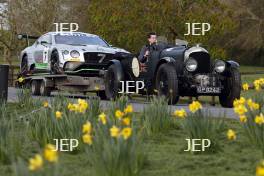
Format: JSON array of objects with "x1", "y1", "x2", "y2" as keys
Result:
[
  {"x1": 247, "y1": 99, "x2": 260, "y2": 110},
  {"x1": 67, "y1": 103, "x2": 76, "y2": 111},
  {"x1": 28, "y1": 154, "x2": 43, "y2": 171},
  {"x1": 189, "y1": 101, "x2": 202, "y2": 113},
  {"x1": 121, "y1": 127, "x2": 132, "y2": 140},
  {"x1": 173, "y1": 109, "x2": 187, "y2": 118},
  {"x1": 239, "y1": 115, "x2": 247, "y2": 123},
  {"x1": 55, "y1": 111, "x2": 62, "y2": 119},
  {"x1": 234, "y1": 105, "x2": 248, "y2": 115},
  {"x1": 242, "y1": 83, "x2": 249, "y2": 91},
  {"x1": 44, "y1": 144, "x2": 58, "y2": 163},
  {"x1": 77, "y1": 99, "x2": 89, "y2": 113},
  {"x1": 227, "y1": 129, "x2": 236, "y2": 140},
  {"x1": 98, "y1": 112, "x2": 107, "y2": 125},
  {"x1": 256, "y1": 160, "x2": 264, "y2": 176},
  {"x1": 43, "y1": 101, "x2": 49, "y2": 108},
  {"x1": 124, "y1": 104, "x2": 133, "y2": 114},
  {"x1": 122, "y1": 117, "x2": 131, "y2": 126},
  {"x1": 82, "y1": 121, "x2": 92, "y2": 134},
  {"x1": 233, "y1": 97, "x2": 246, "y2": 107},
  {"x1": 255, "y1": 114, "x2": 264, "y2": 125},
  {"x1": 110, "y1": 125, "x2": 120, "y2": 138},
  {"x1": 82, "y1": 134, "x2": 93, "y2": 145},
  {"x1": 115, "y1": 110, "x2": 124, "y2": 119}
]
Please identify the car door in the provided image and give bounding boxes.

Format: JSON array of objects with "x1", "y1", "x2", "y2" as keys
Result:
[{"x1": 33, "y1": 34, "x2": 52, "y2": 70}]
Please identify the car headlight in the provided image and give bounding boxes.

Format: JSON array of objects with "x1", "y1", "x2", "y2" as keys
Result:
[
  {"x1": 62, "y1": 50, "x2": 69, "y2": 55},
  {"x1": 214, "y1": 60, "x2": 226, "y2": 73},
  {"x1": 70, "y1": 50, "x2": 80, "y2": 58},
  {"x1": 131, "y1": 57, "x2": 140, "y2": 77},
  {"x1": 185, "y1": 58, "x2": 198, "y2": 72}
]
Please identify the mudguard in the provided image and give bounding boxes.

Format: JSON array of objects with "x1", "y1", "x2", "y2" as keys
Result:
[
  {"x1": 108, "y1": 59, "x2": 124, "y2": 82},
  {"x1": 226, "y1": 60, "x2": 240, "y2": 68}
]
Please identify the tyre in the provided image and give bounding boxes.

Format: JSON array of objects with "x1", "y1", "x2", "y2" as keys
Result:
[
  {"x1": 20, "y1": 55, "x2": 28, "y2": 76},
  {"x1": 31, "y1": 80, "x2": 41, "y2": 96},
  {"x1": 219, "y1": 67, "x2": 241, "y2": 108},
  {"x1": 104, "y1": 64, "x2": 124, "y2": 100},
  {"x1": 40, "y1": 80, "x2": 51, "y2": 96},
  {"x1": 155, "y1": 63, "x2": 179, "y2": 105},
  {"x1": 50, "y1": 50, "x2": 62, "y2": 74},
  {"x1": 97, "y1": 90, "x2": 107, "y2": 100}
]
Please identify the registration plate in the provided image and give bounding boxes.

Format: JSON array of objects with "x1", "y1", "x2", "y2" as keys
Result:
[{"x1": 197, "y1": 87, "x2": 221, "y2": 93}]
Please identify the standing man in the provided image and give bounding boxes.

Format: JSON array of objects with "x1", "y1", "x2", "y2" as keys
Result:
[{"x1": 138, "y1": 32, "x2": 157, "y2": 63}]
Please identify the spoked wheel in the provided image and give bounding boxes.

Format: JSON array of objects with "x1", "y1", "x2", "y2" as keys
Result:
[
  {"x1": 156, "y1": 63, "x2": 179, "y2": 105},
  {"x1": 219, "y1": 67, "x2": 241, "y2": 108},
  {"x1": 50, "y1": 50, "x2": 62, "y2": 74}
]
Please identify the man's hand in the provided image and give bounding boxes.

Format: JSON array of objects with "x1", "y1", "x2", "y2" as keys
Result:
[{"x1": 144, "y1": 50, "x2": 149, "y2": 57}]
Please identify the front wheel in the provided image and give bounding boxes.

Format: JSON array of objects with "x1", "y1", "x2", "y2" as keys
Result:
[
  {"x1": 50, "y1": 50, "x2": 62, "y2": 74},
  {"x1": 20, "y1": 55, "x2": 28, "y2": 76},
  {"x1": 155, "y1": 63, "x2": 179, "y2": 105},
  {"x1": 219, "y1": 67, "x2": 241, "y2": 108},
  {"x1": 104, "y1": 64, "x2": 124, "y2": 100}
]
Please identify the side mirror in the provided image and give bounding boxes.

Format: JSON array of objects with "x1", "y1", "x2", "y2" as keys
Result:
[{"x1": 40, "y1": 41, "x2": 50, "y2": 46}]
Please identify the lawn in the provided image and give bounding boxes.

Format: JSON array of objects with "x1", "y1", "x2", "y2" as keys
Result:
[{"x1": 0, "y1": 95, "x2": 263, "y2": 176}]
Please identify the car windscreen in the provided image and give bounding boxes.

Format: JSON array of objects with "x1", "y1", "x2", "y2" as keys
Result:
[{"x1": 55, "y1": 34, "x2": 109, "y2": 47}]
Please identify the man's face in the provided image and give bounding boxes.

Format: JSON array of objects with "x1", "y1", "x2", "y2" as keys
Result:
[{"x1": 148, "y1": 35, "x2": 157, "y2": 44}]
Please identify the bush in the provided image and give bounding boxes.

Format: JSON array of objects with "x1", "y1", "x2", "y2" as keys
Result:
[
  {"x1": 181, "y1": 110, "x2": 225, "y2": 153},
  {"x1": 174, "y1": 101, "x2": 225, "y2": 153},
  {"x1": 233, "y1": 97, "x2": 264, "y2": 157},
  {"x1": 0, "y1": 104, "x2": 23, "y2": 164},
  {"x1": 83, "y1": 98, "x2": 146, "y2": 176},
  {"x1": 141, "y1": 96, "x2": 173, "y2": 136},
  {"x1": 27, "y1": 96, "x2": 95, "y2": 150}
]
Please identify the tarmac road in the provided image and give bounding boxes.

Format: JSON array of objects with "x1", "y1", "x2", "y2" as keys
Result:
[{"x1": 7, "y1": 87, "x2": 237, "y2": 119}]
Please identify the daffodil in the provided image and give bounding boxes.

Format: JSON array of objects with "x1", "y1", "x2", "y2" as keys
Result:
[
  {"x1": 242, "y1": 83, "x2": 249, "y2": 91},
  {"x1": 247, "y1": 99, "x2": 260, "y2": 110},
  {"x1": 124, "y1": 104, "x2": 133, "y2": 114},
  {"x1": 82, "y1": 134, "x2": 93, "y2": 145},
  {"x1": 122, "y1": 117, "x2": 131, "y2": 126},
  {"x1": 255, "y1": 114, "x2": 264, "y2": 125},
  {"x1": 173, "y1": 109, "x2": 187, "y2": 118},
  {"x1": 227, "y1": 129, "x2": 236, "y2": 140},
  {"x1": 256, "y1": 160, "x2": 264, "y2": 176},
  {"x1": 77, "y1": 99, "x2": 89, "y2": 113},
  {"x1": 110, "y1": 125, "x2": 120, "y2": 138},
  {"x1": 115, "y1": 110, "x2": 124, "y2": 119},
  {"x1": 28, "y1": 154, "x2": 43, "y2": 171},
  {"x1": 121, "y1": 127, "x2": 132, "y2": 140},
  {"x1": 234, "y1": 105, "x2": 247, "y2": 115},
  {"x1": 43, "y1": 101, "x2": 49, "y2": 108},
  {"x1": 55, "y1": 111, "x2": 62, "y2": 119},
  {"x1": 98, "y1": 112, "x2": 107, "y2": 125},
  {"x1": 189, "y1": 101, "x2": 202, "y2": 113},
  {"x1": 82, "y1": 121, "x2": 92, "y2": 134},
  {"x1": 67, "y1": 103, "x2": 76, "y2": 111},
  {"x1": 44, "y1": 144, "x2": 58, "y2": 163},
  {"x1": 233, "y1": 97, "x2": 246, "y2": 107},
  {"x1": 239, "y1": 115, "x2": 247, "y2": 123}
]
